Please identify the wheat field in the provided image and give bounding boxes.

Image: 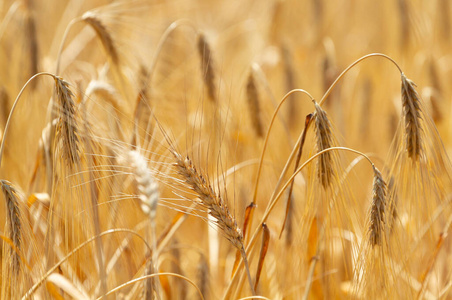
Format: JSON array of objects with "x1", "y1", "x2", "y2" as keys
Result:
[{"x1": 0, "y1": 0, "x2": 451, "y2": 299}]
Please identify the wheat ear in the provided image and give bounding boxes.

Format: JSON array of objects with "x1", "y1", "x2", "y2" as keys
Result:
[
  {"x1": 171, "y1": 150, "x2": 255, "y2": 295},
  {"x1": 54, "y1": 77, "x2": 80, "y2": 168},
  {"x1": 246, "y1": 70, "x2": 264, "y2": 137},
  {"x1": 197, "y1": 33, "x2": 217, "y2": 102},
  {"x1": 313, "y1": 102, "x2": 334, "y2": 188},
  {"x1": 401, "y1": 73, "x2": 423, "y2": 160},
  {"x1": 369, "y1": 166, "x2": 387, "y2": 247},
  {"x1": 82, "y1": 11, "x2": 119, "y2": 65},
  {"x1": 128, "y1": 150, "x2": 161, "y2": 297},
  {"x1": 0, "y1": 180, "x2": 22, "y2": 275}
]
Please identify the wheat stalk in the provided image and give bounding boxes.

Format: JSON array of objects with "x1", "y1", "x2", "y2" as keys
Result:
[
  {"x1": 369, "y1": 166, "x2": 387, "y2": 247},
  {"x1": 401, "y1": 73, "x2": 423, "y2": 160}
]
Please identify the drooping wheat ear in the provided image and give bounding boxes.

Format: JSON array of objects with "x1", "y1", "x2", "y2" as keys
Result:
[
  {"x1": 0, "y1": 180, "x2": 22, "y2": 275},
  {"x1": 171, "y1": 150, "x2": 256, "y2": 294},
  {"x1": 54, "y1": 77, "x2": 80, "y2": 168},
  {"x1": 369, "y1": 166, "x2": 387, "y2": 247},
  {"x1": 197, "y1": 33, "x2": 217, "y2": 102},
  {"x1": 128, "y1": 150, "x2": 159, "y2": 218},
  {"x1": 82, "y1": 11, "x2": 119, "y2": 65},
  {"x1": 172, "y1": 150, "x2": 243, "y2": 249},
  {"x1": 401, "y1": 73, "x2": 423, "y2": 160},
  {"x1": 246, "y1": 70, "x2": 264, "y2": 138},
  {"x1": 313, "y1": 102, "x2": 334, "y2": 188}
]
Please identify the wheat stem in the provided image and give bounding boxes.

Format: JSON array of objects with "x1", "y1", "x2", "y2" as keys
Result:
[
  {"x1": 318, "y1": 53, "x2": 403, "y2": 106},
  {"x1": 22, "y1": 229, "x2": 152, "y2": 300},
  {"x1": 0, "y1": 72, "x2": 57, "y2": 167}
]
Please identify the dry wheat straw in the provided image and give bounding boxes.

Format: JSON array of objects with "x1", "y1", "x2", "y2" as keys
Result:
[
  {"x1": 54, "y1": 77, "x2": 80, "y2": 168},
  {"x1": 369, "y1": 166, "x2": 387, "y2": 247},
  {"x1": 1, "y1": 180, "x2": 22, "y2": 274},
  {"x1": 197, "y1": 33, "x2": 217, "y2": 102},
  {"x1": 82, "y1": 11, "x2": 119, "y2": 65},
  {"x1": 401, "y1": 73, "x2": 423, "y2": 160},
  {"x1": 313, "y1": 102, "x2": 334, "y2": 188},
  {"x1": 246, "y1": 71, "x2": 264, "y2": 137}
]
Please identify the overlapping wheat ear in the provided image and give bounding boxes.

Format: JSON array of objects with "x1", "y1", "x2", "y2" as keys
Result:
[
  {"x1": 401, "y1": 73, "x2": 423, "y2": 161},
  {"x1": 54, "y1": 77, "x2": 80, "y2": 168},
  {"x1": 246, "y1": 70, "x2": 264, "y2": 137},
  {"x1": 313, "y1": 101, "x2": 334, "y2": 188},
  {"x1": 369, "y1": 166, "x2": 387, "y2": 247},
  {"x1": 0, "y1": 180, "x2": 22, "y2": 275},
  {"x1": 197, "y1": 33, "x2": 217, "y2": 102},
  {"x1": 170, "y1": 150, "x2": 255, "y2": 295}
]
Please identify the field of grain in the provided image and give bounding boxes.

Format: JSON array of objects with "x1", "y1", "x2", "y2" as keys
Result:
[{"x1": 0, "y1": 0, "x2": 451, "y2": 299}]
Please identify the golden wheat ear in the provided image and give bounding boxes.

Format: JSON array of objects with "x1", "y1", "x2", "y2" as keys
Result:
[
  {"x1": 401, "y1": 73, "x2": 423, "y2": 161},
  {"x1": 313, "y1": 102, "x2": 334, "y2": 188},
  {"x1": 369, "y1": 166, "x2": 387, "y2": 247},
  {"x1": 0, "y1": 180, "x2": 22, "y2": 275},
  {"x1": 82, "y1": 11, "x2": 119, "y2": 65},
  {"x1": 197, "y1": 33, "x2": 217, "y2": 102},
  {"x1": 246, "y1": 70, "x2": 264, "y2": 138},
  {"x1": 54, "y1": 77, "x2": 80, "y2": 168}
]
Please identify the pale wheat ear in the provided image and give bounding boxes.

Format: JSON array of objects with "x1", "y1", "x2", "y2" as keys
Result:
[
  {"x1": 401, "y1": 73, "x2": 423, "y2": 161},
  {"x1": 246, "y1": 70, "x2": 264, "y2": 138},
  {"x1": 313, "y1": 101, "x2": 334, "y2": 188},
  {"x1": 369, "y1": 166, "x2": 387, "y2": 247},
  {"x1": 197, "y1": 33, "x2": 217, "y2": 103}
]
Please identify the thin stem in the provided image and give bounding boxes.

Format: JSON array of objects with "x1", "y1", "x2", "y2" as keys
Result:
[
  {"x1": 22, "y1": 229, "x2": 152, "y2": 300},
  {"x1": 148, "y1": 19, "x2": 198, "y2": 84},
  {"x1": 241, "y1": 246, "x2": 257, "y2": 296},
  {"x1": 251, "y1": 89, "x2": 315, "y2": 207},
  {"x1": 55, "y1": 17, "x2": 82, "y2": 75},
  {"x1": 225, "y1": 146, "x2": 375, "y2": 299},
  {"x1": 95, "y1": 273, "x2": 204, "y2": 300},
  {"x1": 318, "y1": 53, "x2": 403, "y2": 106},
  {"x1": 0, "y1": 72, "x2": 57, "y2": 168}
]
